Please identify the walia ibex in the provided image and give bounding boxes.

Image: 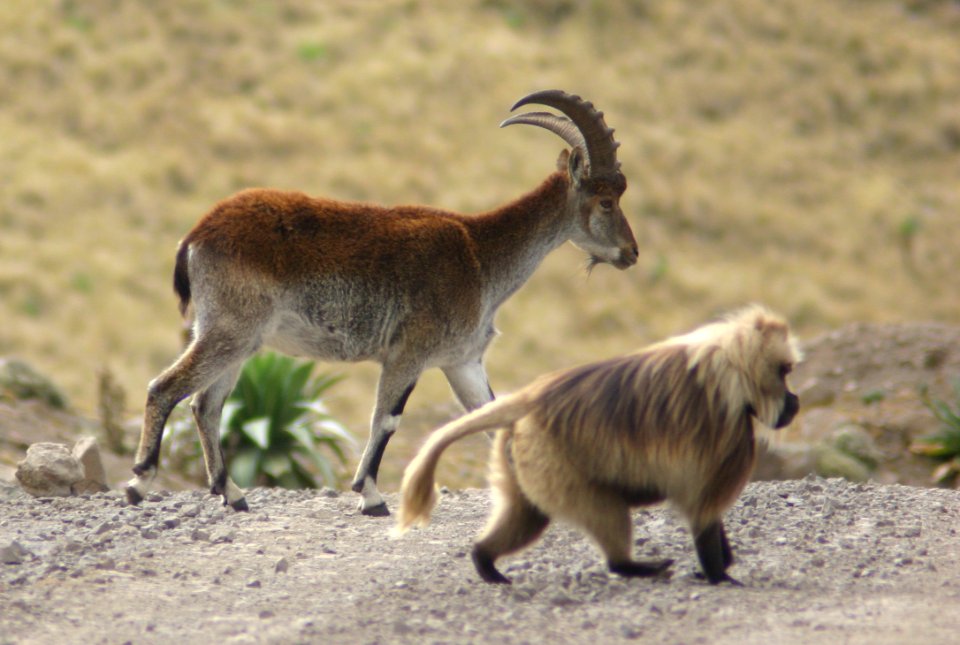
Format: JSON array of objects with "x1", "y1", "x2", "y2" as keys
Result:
[{"x1": 126, "y1": 90, "x2": 638, "y2": 515}]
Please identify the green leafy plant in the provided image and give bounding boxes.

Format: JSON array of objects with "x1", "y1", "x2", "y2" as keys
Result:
[
  {"x1": 910, "y1": 383, "x2": 960, "y2": 486},
  {"x1": 219, "y1": 352, "x2": 354, "y2": 489}
]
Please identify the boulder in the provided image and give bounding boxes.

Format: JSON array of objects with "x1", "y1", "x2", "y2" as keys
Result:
[
  {"x1": 72, "y1": 436, "x2": 109, "y2": 494},
  {"x1": 15, "y1": 442, "x2": 83, "y2": 497}
]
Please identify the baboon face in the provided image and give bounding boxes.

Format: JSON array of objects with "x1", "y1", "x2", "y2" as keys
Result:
[{"x1": 747, "y1": 320, "x2": 801, "y2": 430}]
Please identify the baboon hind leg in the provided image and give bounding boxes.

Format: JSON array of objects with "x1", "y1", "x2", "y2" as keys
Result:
[
  {"x1": 561, "y1": 488, "x2": 673, "y2": 579},
  {"x1": 472, "y1": 491, "x2": 550, "y2": 585}
]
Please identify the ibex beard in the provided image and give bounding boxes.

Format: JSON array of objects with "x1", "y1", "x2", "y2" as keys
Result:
[{"x1": 396, "y1": 305, "x2": 801, "y2": 585}]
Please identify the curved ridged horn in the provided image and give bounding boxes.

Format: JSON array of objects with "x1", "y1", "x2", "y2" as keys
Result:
[
  {"x1": 500, "y1": 89, "x2": 621, "y2": 176},
  {"x1": 499, "y1": 111, "x2": 587, "y2": 157}
]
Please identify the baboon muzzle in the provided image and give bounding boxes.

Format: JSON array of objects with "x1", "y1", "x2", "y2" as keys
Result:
[{"x1": 774, "y1": 392, "x2": 800, "y2": 429}]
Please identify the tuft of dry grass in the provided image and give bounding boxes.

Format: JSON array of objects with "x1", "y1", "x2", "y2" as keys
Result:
[{"x1": 0, "y1": 0, "x2": 958, "y2": 490}]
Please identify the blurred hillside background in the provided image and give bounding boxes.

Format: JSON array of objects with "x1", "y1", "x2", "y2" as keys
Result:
[{"x1": 1, "y1": 0, "x2": 959, "y2": 488}]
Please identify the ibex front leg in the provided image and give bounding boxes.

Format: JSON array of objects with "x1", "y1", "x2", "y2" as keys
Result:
[{"x1": 351, "y1": 363, "x2": 421, "y2": 516}]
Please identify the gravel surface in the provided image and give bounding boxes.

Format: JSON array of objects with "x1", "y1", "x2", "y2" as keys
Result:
[{"x1": 1, "y1": 476, "x2": 958, "y2": 644}]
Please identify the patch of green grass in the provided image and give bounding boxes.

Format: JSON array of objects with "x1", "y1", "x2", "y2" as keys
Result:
[
  {"x1": 69, "y1": 271, "x2": 94, "y2": 294},
  {"x1": 296, "y1": 41, "x2": 329, "y2": 63}
]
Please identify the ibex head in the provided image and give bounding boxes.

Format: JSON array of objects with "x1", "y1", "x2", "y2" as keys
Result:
[{"x1": 502, "y1": 89, "x2": 638, "y2": 270}]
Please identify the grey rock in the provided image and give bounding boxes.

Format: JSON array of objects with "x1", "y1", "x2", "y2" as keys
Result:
[
  {"x1": 1, "y1": 541, "x2": 32, "y2": 565},
  {"x1": 15, "y1": 443, "x2": 84, "y2": 497},
  {"x1": 831, "y1": 424, "x2": 883, "y2": 470},
  {"x1": 71, "y1": 437, "x2": 110, "y2": 494},
  {"x1": 816, "y1": 445, "x2": 872, "y2": 482}
]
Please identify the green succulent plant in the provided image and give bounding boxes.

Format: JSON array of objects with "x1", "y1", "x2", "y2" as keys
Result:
[{"x1": 219, "y1": 352, "x2": 354, "y2": 489}]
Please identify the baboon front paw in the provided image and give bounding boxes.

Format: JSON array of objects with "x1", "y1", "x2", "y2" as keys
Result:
[{"x1": 609, "y1": 558, "x2": 674, "y2": 578}]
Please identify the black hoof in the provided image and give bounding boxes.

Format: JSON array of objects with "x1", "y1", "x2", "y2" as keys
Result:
[
  {"x1": 360, "y1": 502, "x2": 390, "y2": 517},
  {"x1": 125, "y1": 486, "x2": 143, "y2": 506},
  {"x1": 472, "y1": 549, "x2": 511, "y2": 585},
  {"x1": 229, "y1": 498, "x2": 250, "y2": 512},
  {"x1": 609, "y1": 558, "x2": 674, "y2": 578}
]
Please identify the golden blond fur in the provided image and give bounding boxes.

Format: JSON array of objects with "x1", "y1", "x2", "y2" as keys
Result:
[{"x1": 397, "y1": 305, "x2": 800, "y2": 585}]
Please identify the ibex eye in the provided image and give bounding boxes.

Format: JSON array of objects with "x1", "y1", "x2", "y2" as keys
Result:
[{"x1": 600, "y1": 199, "x2": 614, "y2": 210}]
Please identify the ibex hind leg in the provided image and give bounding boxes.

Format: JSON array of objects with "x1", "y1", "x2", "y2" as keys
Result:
[
  {"x1": 126, "y1": 358, "x2": 203, "y2": 505},
  {"x1": 192, "y1": 364, "x2": 247, "y2": 510},
  {"x1": 126, "y1": 331, "x2": 253, "y2": 506}
]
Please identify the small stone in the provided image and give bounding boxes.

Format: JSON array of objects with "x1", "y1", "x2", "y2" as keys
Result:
[
  {"x1": 211, "y1": 529, "x2": 235, "y2": 544},
  {"x1": 181, "y1": 505, "x2": 202, "y2": 518},
  {"x1": 95, "y1": 557, "x2": 116, "y2": 570},
  {"x1": 247, "y1": 579, "x2": 261, "y2": 588},
  {"x1": 621, "y1": 625, "x2": 643, "y2": 639},
  {"x1": 275, "y1": 557, "x2": 290, "y2": 574},
  {"x1": 1, "y1": 541, "x2": 31, "y2": 565},
  {"x1": 191, "y1": 529, "x2": 210, "y2": 542},
  {"x1": 163, "y1": 518, "x2": 181, "y2": 530}
]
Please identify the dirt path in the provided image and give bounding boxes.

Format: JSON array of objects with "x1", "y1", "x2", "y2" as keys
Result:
[{"x1": 1, "y1": 476, "x2": 958, "y2": 644}]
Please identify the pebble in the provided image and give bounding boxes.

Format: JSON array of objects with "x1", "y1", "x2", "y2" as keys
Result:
[{"x1": 1, "y1": 541, "x2": 31, "y2": 565}]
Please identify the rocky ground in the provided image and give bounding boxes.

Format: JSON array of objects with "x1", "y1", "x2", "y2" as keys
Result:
[
  {"x1": 1, "y1": 478, "x2": 959, "y2": 644},
  {"x1": 2, "y1": 321, "x2": 960, "y2": 644}
]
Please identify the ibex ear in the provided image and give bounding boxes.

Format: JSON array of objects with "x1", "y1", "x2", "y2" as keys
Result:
[
  {"x1": 555, "y1": 148, "x2": 570, "y2": 172},
  {"x1": 566, "y1": 147, "x2": 588, "y2": 188}
]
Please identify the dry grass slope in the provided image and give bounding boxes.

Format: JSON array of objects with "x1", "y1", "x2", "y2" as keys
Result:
[{"x1": 0, "y1": 0, "x2": 958, "y2": 489}]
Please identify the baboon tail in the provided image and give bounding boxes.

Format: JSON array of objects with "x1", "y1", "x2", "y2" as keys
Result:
[
  {"x1": 395, "y1": 392, "x2": 533, "y2": 533},
  {"x1": 173, "y1": 241, "x2": 191, "y2": 318}
]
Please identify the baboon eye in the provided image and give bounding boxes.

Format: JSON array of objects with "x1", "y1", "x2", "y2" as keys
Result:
[{"x1": 600, "y1": 199, "x2": 614, "y2": 210}]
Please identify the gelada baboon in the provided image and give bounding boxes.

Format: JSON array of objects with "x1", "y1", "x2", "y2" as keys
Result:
[{"x1": 396, "y1": 306, "x2": 800, "y2": 585}]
